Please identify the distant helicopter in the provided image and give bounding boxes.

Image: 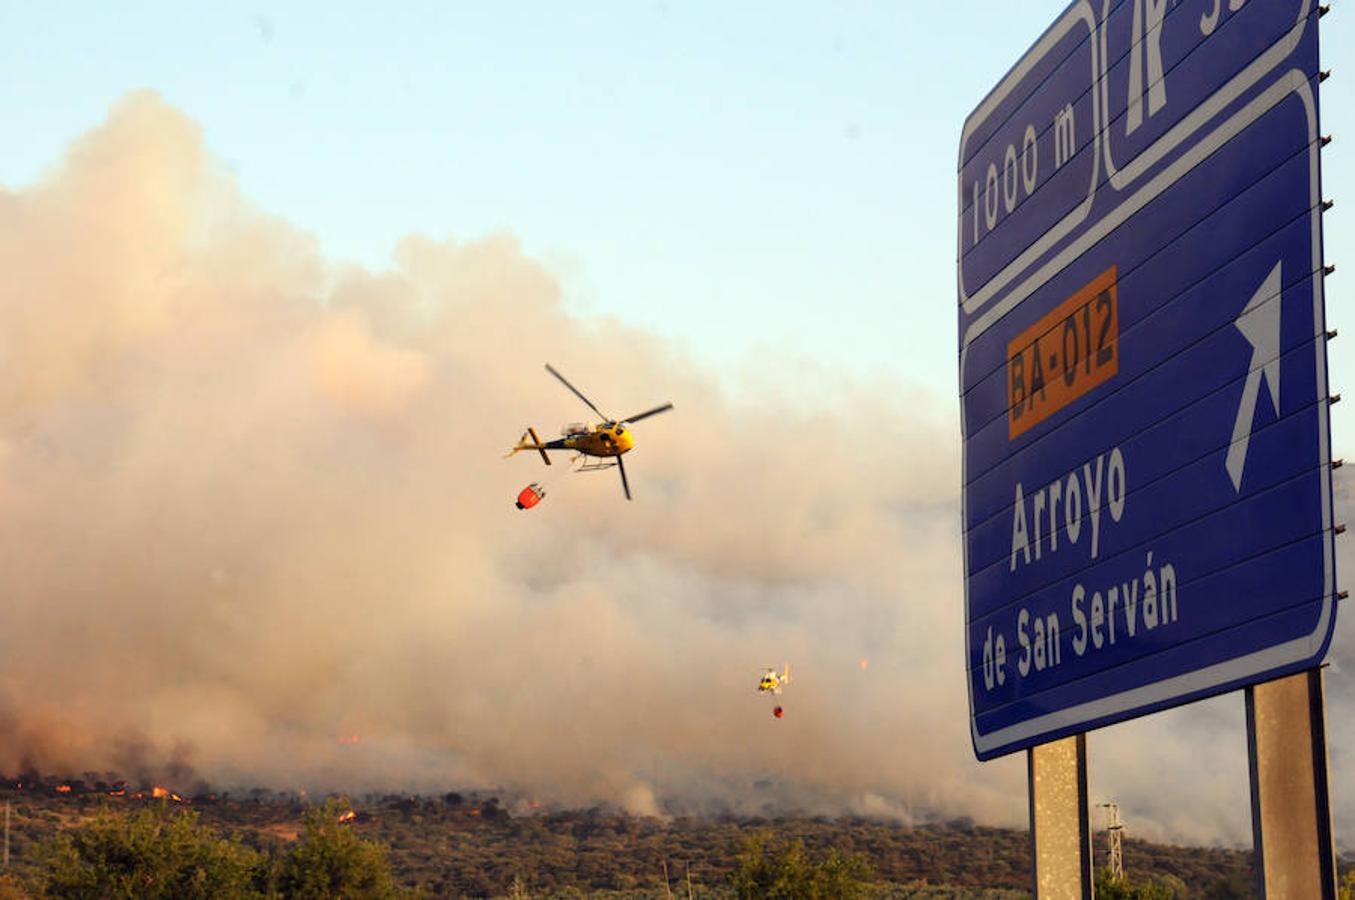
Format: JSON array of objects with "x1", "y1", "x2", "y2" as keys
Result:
[
  {"x1": 757, "y1": 664, "x2": 791, "y2": 718},
  {"x1": 506, "y1": 364, "x2": 673, "y2": 501}
]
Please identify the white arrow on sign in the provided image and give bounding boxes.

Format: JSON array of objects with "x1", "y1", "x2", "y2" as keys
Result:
[{"x1": 1226, "y1": 260, "x2": 1282, "y2": 492}]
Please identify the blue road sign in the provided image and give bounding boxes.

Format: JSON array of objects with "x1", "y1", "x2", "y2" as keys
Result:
[{"x1": 959, "y1": 0, "x2": 1335, "y2": 760}]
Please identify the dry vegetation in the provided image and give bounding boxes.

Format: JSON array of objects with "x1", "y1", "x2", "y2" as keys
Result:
[{"x1": 0, "y1": 778, "x2": 1319, "y2": 897}]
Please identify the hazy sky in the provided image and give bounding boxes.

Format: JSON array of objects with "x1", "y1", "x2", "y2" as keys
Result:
[
  {"x1": 4, "y1": 1, "x2": 1355, "y2": 849},
  {"x1": 7, "y1": 1, "x2": 1350, "y2": 428},
  {"x1": 7, "y1": 2, "x2": 1355, "y2": 422}
]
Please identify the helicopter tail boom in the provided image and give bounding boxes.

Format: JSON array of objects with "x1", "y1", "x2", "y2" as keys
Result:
[{"x1": 506, "y1": 427, "x2": 553, "y2": 465}]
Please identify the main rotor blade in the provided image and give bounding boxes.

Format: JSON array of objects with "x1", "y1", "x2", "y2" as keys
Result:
[
  {"x1": 545, "y1": 364, "x2": 610, "y2": 421},
  {"x1": 616, "y1": 455, "x2": 632, "y2": 501},
  {"x1": 621, "y1": 402, "x2": 674, "y2": 424}
]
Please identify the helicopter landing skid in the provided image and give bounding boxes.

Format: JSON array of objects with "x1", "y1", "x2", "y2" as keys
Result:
[{"x1": 574, "y1": 457, "x2": 619, "y2": 473}]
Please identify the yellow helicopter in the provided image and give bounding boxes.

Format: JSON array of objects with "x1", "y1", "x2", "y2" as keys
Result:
[
  {"x1": 757, "y1": 664, "x2": 792, "y2": 719},
  {"x1": 506, "y1": 364, "x2": 673, "y2": 500},
  {"x1": 757, "y1": 664, "x2": 791, "y2": 696}
]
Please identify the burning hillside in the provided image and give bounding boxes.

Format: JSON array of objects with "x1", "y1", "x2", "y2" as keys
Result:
[
  {"x1": 0, "y1": 778, "x2": 1273, "y2": 897},
  {"x1": 1, "y1": 774, "x2": 200, "y2": 805},
  {"x1": 0, "y1": 89, "x2": 1000, "y2": 834}
]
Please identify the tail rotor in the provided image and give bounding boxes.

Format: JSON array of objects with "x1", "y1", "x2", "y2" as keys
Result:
[{"x1": 506, "y1": 427, "x2": 552, "y2": 465}]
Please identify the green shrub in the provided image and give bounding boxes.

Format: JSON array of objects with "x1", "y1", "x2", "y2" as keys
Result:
[
  {"x1": 1093, "y1": 866, "x2": 1180, "y2": 899},
  {"x1": 39, "y1": 803, "x2": 262, "y2": 899},
  {"x1": 732, "y1": 830, "x2": 873, "y2": 899},
  {"x1": 275, "y1": 798, "x2": 412, "y2": 899}
]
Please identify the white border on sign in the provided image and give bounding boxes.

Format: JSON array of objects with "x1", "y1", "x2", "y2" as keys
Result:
[
  {"x1": 956, "y1": 1, "x2": 1102, "y2": 317},
  {"x1": 961, "y1": 69, "x2": 1316, "y2": 352},
  {"x1": 1098, "y1": 0, "x2": 1311, "y2": 192},
  {"x1": 963, "y1": 71, "x2": 1332, "y2": 758}
]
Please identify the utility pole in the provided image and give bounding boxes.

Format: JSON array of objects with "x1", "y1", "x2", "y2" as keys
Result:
[
  {"x1": 3, "y1": 800, "x2": 10, "y2": 870},
  {"x1": 1098, "y1": 802, "x2": 1124, "y2": 881}
]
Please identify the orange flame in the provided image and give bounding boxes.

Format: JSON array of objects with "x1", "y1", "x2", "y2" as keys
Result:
[
  {"x1": 108, "y1": 789, "x2": 126, "y2": 797},
  {"x1": 338, "y1": 810, "x2": 357, "y2": 824},
  {"x1": 148, "y1": 786, "x2": 186, "y2": 802},
  {"x1": 338, "y1": 734, "x2": 361, "y2": 745},
  {"x1": 55, "y1": 784, "x2": 72, "y2": 793}
]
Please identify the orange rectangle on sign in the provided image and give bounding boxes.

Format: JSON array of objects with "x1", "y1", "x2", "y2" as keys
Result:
[{"x1": 1008, "y1": 266, "x2": 1119, "y2": 440}]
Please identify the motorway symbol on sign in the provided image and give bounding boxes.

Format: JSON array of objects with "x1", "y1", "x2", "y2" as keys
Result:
[{"x1": 959, "y1": 0, "x2": 1335, "y2": 760}]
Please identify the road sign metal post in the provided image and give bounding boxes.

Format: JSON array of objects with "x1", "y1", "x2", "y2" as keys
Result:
[
  {"x1": 1028, "y1": 734, "x2": 1092, "y2": 899},
  {"x1": 1246, "y1": 667, "x2": 1336, "y2": 898}
]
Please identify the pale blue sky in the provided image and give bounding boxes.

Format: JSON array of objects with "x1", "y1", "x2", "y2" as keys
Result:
[{"x1": 4, "y1": 1, "x2": 1355, "y2": 447}]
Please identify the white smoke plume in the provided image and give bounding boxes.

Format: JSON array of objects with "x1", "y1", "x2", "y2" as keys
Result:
[
  {"x1": 0, "y1": 91, "x2": 1023, "y2": 825},
  {"x1": 3, "y1": 92, "x2": 1352, "y2": 850}
]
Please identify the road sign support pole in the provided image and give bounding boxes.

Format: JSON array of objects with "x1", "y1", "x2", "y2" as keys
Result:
[
  {"x1": 1028, "y1": 733, "x2": 1092, "y2": 899},
  {"x1": 1246, "y1": 668, "x2": 1337, "y2": 899}
]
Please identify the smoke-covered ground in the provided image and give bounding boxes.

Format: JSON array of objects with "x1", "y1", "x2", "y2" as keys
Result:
[{"x1": 0, "y1": 91, "x2": 1351, "y2": 849}]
